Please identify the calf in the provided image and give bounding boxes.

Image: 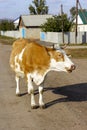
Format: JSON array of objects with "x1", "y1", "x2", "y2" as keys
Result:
[{"x1": 10, "y1": 39, "x2": 75, "y2": 109}]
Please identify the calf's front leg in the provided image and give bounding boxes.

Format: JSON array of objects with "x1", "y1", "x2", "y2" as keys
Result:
[{"x1": 39, "y1": 85, "x2": 45, "y2": 109}]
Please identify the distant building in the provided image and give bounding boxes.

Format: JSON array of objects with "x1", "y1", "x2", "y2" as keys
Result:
[
  {"x1": 18, "y1": 14, "x2": 52, "y2": 39},
  {"x1": 73, "y1": 10, "x2": 87, "y2": 32},
  {"x1": 13, "y1": 17, "x2": 19, "y2": 29}
]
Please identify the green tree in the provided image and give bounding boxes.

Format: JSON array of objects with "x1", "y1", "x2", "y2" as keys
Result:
[
  {"x1": 41, "y1": 14, "x2": 72, "y2": 32},
  {"x1": 29, "y1": 0, "x2": 48, "y2": 15},
  {"x1": 0, "y1": 20, "x2": 15, "y2": 31},
  {"x1": 70, "y1": 6, "x2": 86, "y2": 19},
  {"x1": 70, "y1": 7, "x2": 76, "y2": 19}
]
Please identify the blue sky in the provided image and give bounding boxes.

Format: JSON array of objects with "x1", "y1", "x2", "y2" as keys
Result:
[{"x1": 0, "y1": 0, "x2": 87, "y2": 19}]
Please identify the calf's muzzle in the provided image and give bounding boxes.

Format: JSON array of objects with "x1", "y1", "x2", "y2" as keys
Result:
[{"x1": 66, "y1": 64, "x2": 76, "y2": 73}]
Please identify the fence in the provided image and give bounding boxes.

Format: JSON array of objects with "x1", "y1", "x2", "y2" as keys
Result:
[
  {"x1": 0, "y1": 28, "x2": 40, "y2": 39},
  {"x1": 1, "y1": 30, "x2": 87, "y2": 44},
  {"x1": 0, "y1": 30, "x2": 21, "y2": 38},
  {"x1": 40, "y1": 32, "x2": 87, "y2": 44}
]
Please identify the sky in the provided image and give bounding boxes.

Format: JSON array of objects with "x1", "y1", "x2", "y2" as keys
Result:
[{"x1": 0, "y1": 0, "x2": 87, "y2": 20}]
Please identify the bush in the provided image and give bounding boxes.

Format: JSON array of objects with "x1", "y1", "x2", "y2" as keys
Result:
[
  {"x1": 41, "y1": 14, "x2": 73, "y2": 32},
  {"x1": 0, "y1": 19, "x2": 15, "y2": 31}
]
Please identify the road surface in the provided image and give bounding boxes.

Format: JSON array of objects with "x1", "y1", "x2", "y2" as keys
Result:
[{"x1": 0, "y1": 43, "x2": 87, "y2": 130}]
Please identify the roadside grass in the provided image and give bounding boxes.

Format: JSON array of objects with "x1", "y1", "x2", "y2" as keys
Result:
[
  {"x1": 0, "y1": 35, "x2": 16, "y2": 45},
  {"x1": 0, "y1": 36, "x2": 87, "y2": 58},
  {"x1": 66, "y1": 48, "x2": 87, "y2": 59},
  {"x1": 67, "y1": 43, "x2": 87, "y2": 46}
]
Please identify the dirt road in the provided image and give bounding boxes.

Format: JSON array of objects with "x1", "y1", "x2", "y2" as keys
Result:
[{"x1": 0, "y1": 43, "x2": 87, "y2": 130}]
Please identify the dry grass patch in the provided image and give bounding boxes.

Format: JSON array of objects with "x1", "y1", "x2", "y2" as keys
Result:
[
  {"x1": 66, "y1": 49, "x2": 87, "y2": 59},
  {"x1": 0, "y1": 35, "x2": 16, "y2": 45}
]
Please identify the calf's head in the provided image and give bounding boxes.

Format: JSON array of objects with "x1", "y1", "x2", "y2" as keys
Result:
[{"x1": 49, "y1": 48, "x2": 76, "y2": 73}]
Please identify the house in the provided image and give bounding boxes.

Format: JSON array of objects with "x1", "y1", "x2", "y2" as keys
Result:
[
  {"x1": 74, "y1": 10, "x2": 87, "y2": 32},
  {"x1": 18, "y1": 14, "x2": 52, "y2": 39},
  {"x1": 13, "y1": 17, "x2": 19, "y2": 29}
]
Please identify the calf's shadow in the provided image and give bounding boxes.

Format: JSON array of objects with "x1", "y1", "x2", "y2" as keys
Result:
[{"x1": 45, "y1": 83, "x2": 87, "y2": 108}]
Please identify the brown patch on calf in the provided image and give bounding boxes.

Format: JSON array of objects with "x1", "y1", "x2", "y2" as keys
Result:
[
  {"x1": 53, "y1": 51, "x2": 64, "y2": 62},
  {"x1": 10, "y1": 39, "x2": 65, "y2": 77},
  {"x1": 47, "y1": 49, "x2": 64, "y2": 62},
  {"x1": 22, "y1": 42, "x2": 50, "y2": 75},
  {"x1": 10, "y1": 39, "x2": 29, "y2": 68}
]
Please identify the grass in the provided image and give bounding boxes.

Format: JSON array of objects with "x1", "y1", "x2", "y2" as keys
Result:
[
  {"x1": 0, "y1": 35, "x2": 16, "y2": 45},
  {"x1": 66, "y1": 48, "x2": 87, "y2": 59},
  {"x1": 67, "y1": 43, "x2": 87, "y2": 46},
  {"x1": 0, "y1": 35, "x2": 87, "y2": 58}
]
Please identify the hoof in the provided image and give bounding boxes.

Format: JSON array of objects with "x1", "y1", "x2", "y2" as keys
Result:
[
  {"x1": 16, "y1": 93, "x2": 21, "y2": 97},
  {"x1": 31, "y1": 105, "x2": 38, "y2": 109},
  {"x1": 40, "y1": 104, "x2": 46, "y2": 109},
  {"x1": 28, "y1": 92, "x2": 31, "y2": 95}
]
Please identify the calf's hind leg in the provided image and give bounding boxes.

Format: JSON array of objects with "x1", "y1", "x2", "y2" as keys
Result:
[{"x1": 27, "y1": 74, "x2": 37, "y2": 109}]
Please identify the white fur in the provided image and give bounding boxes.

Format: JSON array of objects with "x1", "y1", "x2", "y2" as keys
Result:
[
  {"x1": 27, "y1": 73, "x2": 36, "y2": 107},
  {"x1": 15, "y1": 49, "x2": 25, "y2": 95},
  {"x1": 39, "y1": 86, "x2": 44, "y2": 106},
  {"x1": 64, "y1": 54, "x2": 74, "y2": 69},
  {"x1": 14, "y1": 50, "x2": 25, "y2": 78},
  {"x1": 15, "y1": 76, "x2": 20, "y2": 95},
  {"x1": 27, "y1": 72, "x2": 45, "y2": 107},
  {"x1": 19, "y1": 48, "x2": 25, "y2": 61},
  {"x1": 30, "y1": 71, "x2": 44, "y2": 85},
  {"x1": 50, "y1": 50, "x2": 74, "y2": 72}
]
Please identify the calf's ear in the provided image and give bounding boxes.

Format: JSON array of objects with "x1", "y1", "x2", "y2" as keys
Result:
[
  {"x1": 68, "y1": 55, "x2": 72, "y2": 58},
  {"x1": 48, "y1": 51, "x2": 53, "y2": 57},
  {"x1": 50, "y1": 44, "x2": 60, "y2": 50},
  {"x1": 53, "y1": 44, "x2": 60, "y2": 50},
  {"x1": 60, "y1": 44, "x2": 67, "y2": 49}
]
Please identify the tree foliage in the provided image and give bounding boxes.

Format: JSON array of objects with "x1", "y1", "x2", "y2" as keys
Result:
[
  {"x1": 70, "y1": 7, "x2": 76, "y2": 19},
  {"x1": 70, "y1": 6, "x2": 87, "y2": 19},
  {"x1": 29, "y1": 0, "x2": 48, "y2": 15},
  {"x1": 41, "y1": 14, "x2": 72, "y2": 32},
  {"x1": 0, "y1": 20, "x2": 15, "y2": 31}
]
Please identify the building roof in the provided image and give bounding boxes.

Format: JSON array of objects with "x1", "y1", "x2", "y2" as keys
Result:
[
  {"x1": 13, "y1": 17, "x2": 19, "y2": 24},
  {"x1": 78, "y1": 10, "x2": 87, "y2": 24},
  {"x1": 19, "y1": 15, "x2": 53, "y2": 27}
]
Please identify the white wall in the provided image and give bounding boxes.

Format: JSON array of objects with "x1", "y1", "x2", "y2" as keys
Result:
[
  {"x1": 74, "y1": 15, "x2": 83, "y2": 24},
  {"x1": 78, "y1": 25, "x2": 87, "y2": 32},
  {"x1": 40, "y1": 32, "x2": 87, "y2": 44},
  {"x1": 1, "y1": 31, "x2": 21, "y2": 38}
]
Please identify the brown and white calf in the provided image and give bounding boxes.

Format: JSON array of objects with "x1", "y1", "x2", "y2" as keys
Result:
[{"x1": 10, "y1": 39, "x2": 75, "y2": 109}]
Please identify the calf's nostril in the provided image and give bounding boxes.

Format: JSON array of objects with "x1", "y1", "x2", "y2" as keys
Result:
[{"x1": 71, "y1": 65, "x2": 76, "y2": 70}]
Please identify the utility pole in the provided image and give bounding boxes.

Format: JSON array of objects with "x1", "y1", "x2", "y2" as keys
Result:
[
  {"x1": 61, "y1": 4, "x2": 64, "y2": 44},
  {"x1": 75, "y1": 0, "x2": 79, "y2": 43}
]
